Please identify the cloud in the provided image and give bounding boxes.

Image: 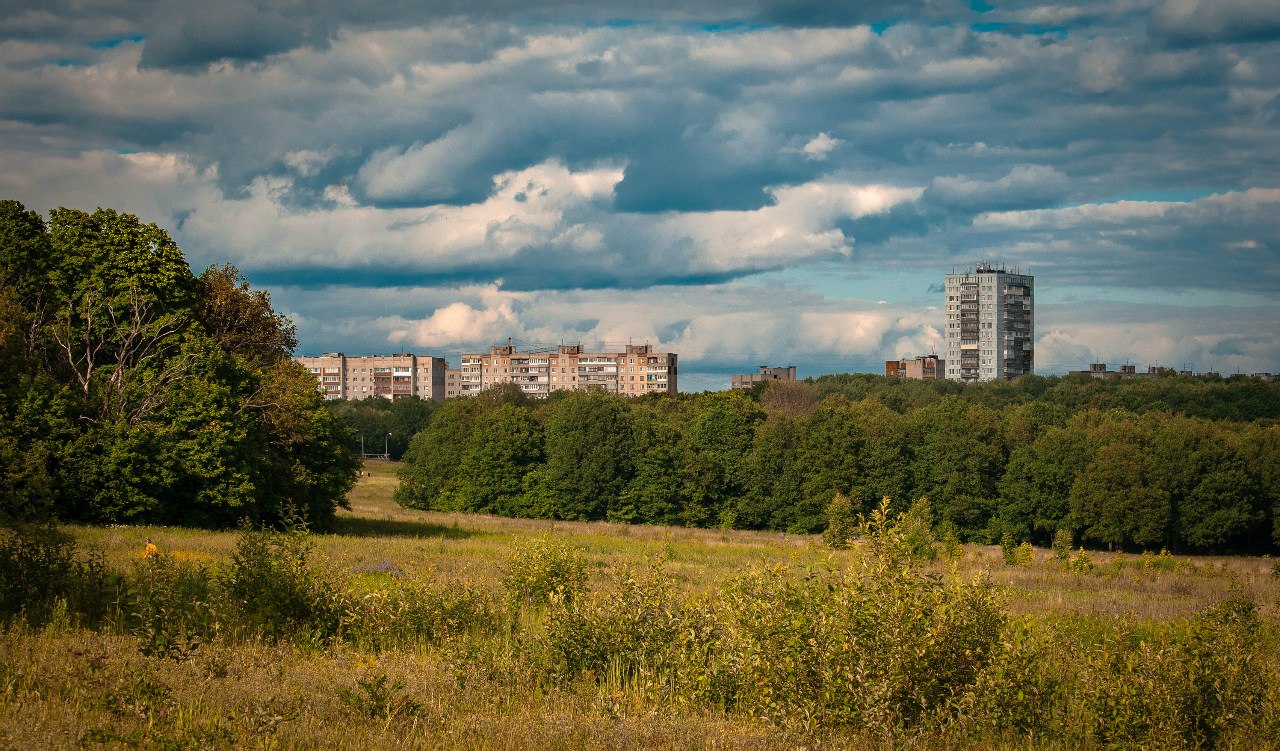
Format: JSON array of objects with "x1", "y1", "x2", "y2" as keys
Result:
[
  {"x1": 1149, "y1": 0, "x2": 1280, "y2": 46},
  {"x1": 387, "y1": 285, "x2": 523, "y2": 346},
  {"x1": 801, "y1": 132, "x2": 843, "y2": 161},
  {"x1": 2, "y1": 2, "x2": 1278, "y2": 377},
  {"x1": 926, "y1": 165, "x2": 1071, "y2": 213}
]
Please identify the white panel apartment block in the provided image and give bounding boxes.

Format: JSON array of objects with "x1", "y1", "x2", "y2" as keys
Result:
[{"x1": 944, "y1": 264, "x2": 1033, "y2": 382}]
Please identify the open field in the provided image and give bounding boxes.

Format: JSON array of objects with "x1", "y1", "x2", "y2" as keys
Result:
[
  {"x1": 3, "y1": 460, "x2": 1280, "y2": 750},
  {"x1": 72, "y1": 460, "x2": 1280, "y2": 621}
]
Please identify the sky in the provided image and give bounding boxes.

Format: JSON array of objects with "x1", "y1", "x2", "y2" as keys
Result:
[{"x1": 2, "y1": 0, "x2": 1278, "y2": 390}]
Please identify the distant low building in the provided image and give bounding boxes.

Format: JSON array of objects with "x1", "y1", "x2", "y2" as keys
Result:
[
  {"x1": 294, "y1": 352, "x2": 447, "y2": 401},
  {"x1": 731, "y1": 365, "x2": 797, "y2": 390},
  {"x1": 885, "y1": 355, "x2": 944, "y2": 380},
  {"x1": 1069, "y1": 363, "x2": 1167, "y2": 379}
]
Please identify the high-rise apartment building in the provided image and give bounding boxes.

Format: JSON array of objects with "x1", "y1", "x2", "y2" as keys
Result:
[
  {"x1": 458, "y1": 342, "x2": 677, "y2": 397},
  {"x1": 943, "y1": 264, "x2": 1033, "y2": 382},
  {"x1": 294, "y1": 353, "x2": 448, "y2": 401}
]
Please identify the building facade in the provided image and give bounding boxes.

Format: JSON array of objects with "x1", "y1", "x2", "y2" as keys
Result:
[
  {"x1": 731, "y1": 365, "x2": 797, "y2": 390},
  {"x1": 457, "y1": 343, "x2": 677, "y2": 397},
  {"x1": 885, "y1": 355, "x2": 944, "y2": 380},
  {"x1": 944, "y1": 264, "x2": 1034, "y2": 382},
  {"x1": 294, "y1": 353, "x2": 448, "y2": 401}
]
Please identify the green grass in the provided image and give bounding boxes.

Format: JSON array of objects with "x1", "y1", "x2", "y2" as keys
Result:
[{"x1": 3, "y1": 460, "x2": 1279, "y2": 750}]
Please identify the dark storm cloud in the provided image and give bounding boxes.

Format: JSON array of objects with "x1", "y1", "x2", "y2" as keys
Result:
[
  {"x1": 752, "y1": 0, "x2": 969, "y2": 27},
  {"x1": 138, "y1": 2, "x2": 321, "y2": 70},
  {"x1": 1149, "y1": 0, "x2": 1280, "y2": 47}
]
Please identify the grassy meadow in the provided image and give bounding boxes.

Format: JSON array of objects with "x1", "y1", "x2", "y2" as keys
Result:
[{"x1": 3, "y1": 460, "x2": 1280, "y2": 750}]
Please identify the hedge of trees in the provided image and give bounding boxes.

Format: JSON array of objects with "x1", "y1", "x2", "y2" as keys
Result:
[
  {"x1": 395, "y1": 378, "x2": 1280, "y2": 553},
  {"x1": 0, "y1": 200, "x2": 358, "y2": 529}
]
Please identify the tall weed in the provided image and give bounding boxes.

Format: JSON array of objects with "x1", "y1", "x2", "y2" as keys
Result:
[
  {"x1": 221, "y1": 520, "x2": 339, "y2": 641},
  {"x1": 0, "y1": 525, "x2": 120, "y2": 628},
  {"x1": 129, "y1": 552, "x2": 219, "y2": 659},
  {"x1": 501, "y1": 536, "x2": 587, "y2": 609}
]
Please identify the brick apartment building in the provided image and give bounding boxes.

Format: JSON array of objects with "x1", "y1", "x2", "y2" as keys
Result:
[
  {"x1": 885, "y1": 354, "x2": 944, "y2": 380},
  {"x1": 294, "y1": 353, "x2": 448, "y2": 401},
  {"x1": 458, "y1": 342, "x2": 677, "y2": 397}
]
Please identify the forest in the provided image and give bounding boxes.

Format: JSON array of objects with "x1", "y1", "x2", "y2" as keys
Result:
[
  {"x1": 0, "y1": 200, "x2": 358, "y2": 529},
  {"x1": 390, "y1": 374, "x2": 1280, "y2": 553}
]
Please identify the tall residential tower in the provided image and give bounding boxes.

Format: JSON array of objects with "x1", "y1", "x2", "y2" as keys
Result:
[{"x1": 944, "y1": 264, "x2": 1034, "y2": 382}]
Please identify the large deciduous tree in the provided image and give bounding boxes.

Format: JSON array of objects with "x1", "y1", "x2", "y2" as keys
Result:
[{"x1": 0, "y1": 200, "x2": 357, "y2": 528}]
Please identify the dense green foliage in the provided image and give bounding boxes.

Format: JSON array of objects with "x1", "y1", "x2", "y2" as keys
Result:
[
  {"x1": 396, "y1": 378, "x2": 1280, "y2": 552},
  {"x1": 0, "y1": 200, "x2": 358, "y2": 528}
]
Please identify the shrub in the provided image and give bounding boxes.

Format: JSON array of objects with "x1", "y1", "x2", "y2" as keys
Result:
[
  {"x1": 1001, "y1": 533, "x2": 1018, "y2": 566},
  {"x1": 1069, "y1": 590, "x2": 1271, "y2": 749},
  {"x1": 1067, "y1": 547, "x2": 1094, "y2": 574},
  {"x1": 501, "y1": 537, "x2": 587, "y2": 609},
  {"x1": 822, "y1": 492, "x2": 856, "y2": 550},
  {"x1": 956, "y1": 618, "x2": 1062, "y2": 737},
  {"x1": 717, "y1": 505, "x2": 1006, "y2": 734},
  {"x1": 900, "y1": 497, "x2": 937, "y2": 562},
  {"x1": 0, "y1": 525, "x2": 120, "y2": 628},
  {"x1": 221, "y1": 519, "x2": 340, "y2": 641},
  {"x1": 1052, "y1": 528, "x2": 1073, "y2": 561},
  {"x1": 130, "y1": 551, "x2": 219, "y2": 659},
  {"x1": 1013, "y1": 541, "x2": 1035, "y2": 567},
  {"x1": 940, "y1": 532, "x2": 963, "y2": 562}
]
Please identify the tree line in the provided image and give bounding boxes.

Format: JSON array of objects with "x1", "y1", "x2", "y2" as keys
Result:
[
  {"x1": 394, "y1": 378, "x2": 1280, "y2": 552},
  {"x1": 0, "y1": 200, "x2": 358, "y2": 528}
]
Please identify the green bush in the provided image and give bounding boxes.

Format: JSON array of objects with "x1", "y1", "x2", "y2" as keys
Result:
[
  {"x1": 1052, "y1": 528, "x2": 1073, "y2": 561},
  {"x1": 1067, "y1": 547, "x2": 1094, "y2": 574},
  {"x1": 1001, "y1": 532, "x2": 1018, "y2": 565},
  {"x1": 221, "y1": 519, "x2": 340, "y2": 641},
  {"x1": 956, "y1": 618, "x2": 1062, "y2": 737},
  {"x1": 0, "y1": 525, "x2": 121, "y2": 628},
  {"x1": 1069, "y1": 593, "x2": 1270, "y2": 749},
  {"x1": 130, "y1": 552, "x2": 219, "y2": 659},
  {"x1": 900, "y1": 497, "x2": 938, "y2": 562},
  {"x1": 716, "y1": 507, "x2": 1006, "y2": 733},
  {"x1": 822, "y1": 492, "x2": 856, "y2": 550},
  {"x1": 501, "y1": 537, "x2": 587, "y2": 609},
  {"x1": 1013, "y1": 541, "x2": 1035, "y2": 567}
]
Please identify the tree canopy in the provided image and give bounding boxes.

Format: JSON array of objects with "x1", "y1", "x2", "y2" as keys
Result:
[
  {"x1": 394, "y1": 375, "x2": 1280, "y2": 553},
  {"x1": 0, "y1": 200, "x2": 358, "y2": 529}
]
